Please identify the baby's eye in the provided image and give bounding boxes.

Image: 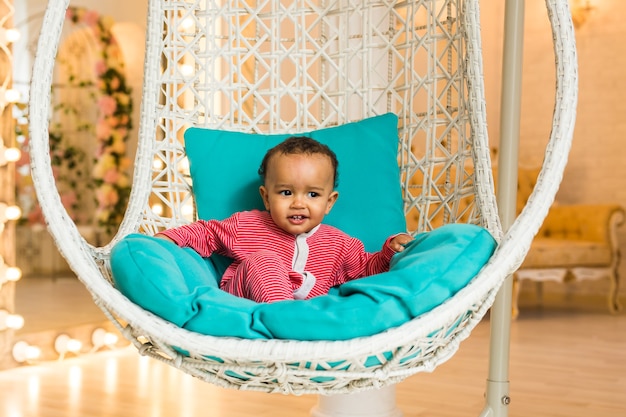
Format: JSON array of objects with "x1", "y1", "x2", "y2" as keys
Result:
[
  {"x1": 279, "y1": 190, "x2": 292, "y2": 196},
  {"x1": 307, "y1": 192, "x2": 319, "y2": 198}
]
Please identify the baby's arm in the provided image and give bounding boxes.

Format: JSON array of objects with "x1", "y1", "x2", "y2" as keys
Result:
[
  {"x1": 355, "y1": 233, "x2": 414, "y2": 277},
  {"x1": 154, "y1": 233, "x2": 174, "y2": 243},
  {"x1": 153, "y1": 217, "x2": 238, "y2": 258}
]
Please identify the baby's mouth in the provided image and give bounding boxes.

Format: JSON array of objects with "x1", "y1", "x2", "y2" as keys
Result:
[{"x1": 289, "y1": 215, "x2": 307, "y2": 222}]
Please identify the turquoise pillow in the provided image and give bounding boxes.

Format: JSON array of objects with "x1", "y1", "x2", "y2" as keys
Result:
[
  {"x1": 184, "y1": 113, "x2": 405, "y2": 252},
  {"x1": 110, "y1": 224, "x2": 497, "y2": 340}
]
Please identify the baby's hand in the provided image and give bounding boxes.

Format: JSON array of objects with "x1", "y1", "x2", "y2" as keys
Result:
[{"x1": 390, "y1": 233, "x2": 414, "y2": 252}]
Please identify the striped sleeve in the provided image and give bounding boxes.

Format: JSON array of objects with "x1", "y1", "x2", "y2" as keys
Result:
[
  {"x1": 341, "y1": 235, "x2": 396, "y2": 280},
  {"x1": 158, "y1": 214, "x2": 240, "y2": 258}
]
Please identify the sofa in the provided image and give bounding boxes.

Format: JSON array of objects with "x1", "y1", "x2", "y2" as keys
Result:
[{"x1": 404, "y1": 165, "x2": 625, "y2": 316}]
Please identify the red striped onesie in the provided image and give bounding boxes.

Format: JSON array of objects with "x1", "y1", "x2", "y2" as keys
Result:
[{"x1": 159, "y1": 210, "x2": 397, "y2": 303}]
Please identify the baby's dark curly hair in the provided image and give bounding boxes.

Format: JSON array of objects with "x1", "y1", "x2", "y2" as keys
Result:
[{"x1": 258, "y1": 137, "x2": 339, "y2": 187}]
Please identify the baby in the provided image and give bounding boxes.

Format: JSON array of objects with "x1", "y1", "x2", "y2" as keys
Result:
[{"x1": 157, "y1": 136, "x2": 413, "y2": 303}]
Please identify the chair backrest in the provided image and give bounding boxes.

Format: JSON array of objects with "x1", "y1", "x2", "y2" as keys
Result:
[{"x1": 124, "y1": 0, "x2": 498, "y2": 241}]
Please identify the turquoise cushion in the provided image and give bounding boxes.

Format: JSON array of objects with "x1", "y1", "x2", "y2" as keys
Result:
[
  {"x1": 111, "y1": 114, "x2": 497, "y2": 341},
  {"x1": 111, "y1": 224, "x2": 497, "y2": 341},
  {"x1": 184, "y1": 113, "x2": 405, "y2": 252}
]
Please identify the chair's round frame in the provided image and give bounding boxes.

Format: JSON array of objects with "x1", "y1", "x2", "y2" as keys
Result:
[{"x1": 28, "y1": 0, "x2": 576, "y2": 396}]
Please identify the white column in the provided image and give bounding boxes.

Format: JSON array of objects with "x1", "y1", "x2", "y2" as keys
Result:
[{"x1": 311, "y1": 385, "x2": 402, "y2": 417}]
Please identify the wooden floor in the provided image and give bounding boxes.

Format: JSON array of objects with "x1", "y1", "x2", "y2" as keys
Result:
[
  {"x1": 0, "y1": 302, "x2": 625, "y2": 416},
  {"x1": 15, "y1": 276, "x2": 108, "y2": 334}
]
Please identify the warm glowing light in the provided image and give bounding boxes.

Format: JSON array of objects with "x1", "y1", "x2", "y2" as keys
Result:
[
  {"x1": 4, "y1": 147, "x2": 21, "y2": 162},
  {"x1": 152, "y1": 158, "x2": 164, "y2": 170},
  {"x1": 2, "y1": 203, "x2": 22, "y2": 221},
  {"x1": 67, "y1": 339, "x2": 82, "y2": 352},
  {"x1": 182, "y1": 203, "x2": 194, "y2": 218},
  {"x1": 180, "y1": 17, "x2": 195, "y2": 31},
  {"x1": 55, "y1": 334, "x2": 83, "y2": 357},
  {"x1": 12, "y1": 341, "x2": 42, "y2": 363},
  {"x1": 3, "y1": 89, "x2": 20, "y2": 103},
  {"x1": 0, "y1": 28, "x2": 21, "y2": 43},
  {"x1": 0, "y1": 310, "x2": 24, "y2": 330},
  {"x1": 92, "y1": 328, "x2": 119, "y2": 349},
  {"x1": 177, "y1": 157, "x2": 190, "y2": 174},
  {"x1": 180, "y1": 63, "x2": 195, "y2": 77},
  {"x1": 151, "y1": 203, "x2": 164, "y2": 216},
  {"x1": 6, "y1": 314, "x2": 24, "y2": 330},
  {"x1": 5, "y1": 266, "x2": 22, "y2": 282}
]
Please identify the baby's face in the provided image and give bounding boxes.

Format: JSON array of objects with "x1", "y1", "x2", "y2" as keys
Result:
[{"x1": 259, "y1": 153, "x2": 338, "y2": 235}]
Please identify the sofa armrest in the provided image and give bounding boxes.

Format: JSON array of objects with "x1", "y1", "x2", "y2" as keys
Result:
[{"x1": 537, "y1": 204, "x2": 625, "y2": 243}]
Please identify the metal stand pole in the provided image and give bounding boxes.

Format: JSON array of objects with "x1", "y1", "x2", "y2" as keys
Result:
[{"x1": 479, "y1": 0, "x2": 525, "y2": 416}]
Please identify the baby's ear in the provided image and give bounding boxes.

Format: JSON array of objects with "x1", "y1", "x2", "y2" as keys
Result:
[
  {"x1": 259, "y1": 185, "x2": 270, "y2": 210},
  {"x1": 325, "y1": 190, "x2": 339, "y2": 214}
]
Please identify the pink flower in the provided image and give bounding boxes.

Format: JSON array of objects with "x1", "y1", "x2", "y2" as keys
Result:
[
  {"x1": 95, "y1": 143, "x2": 106, "y2": 158},
  {"x1": 96, "y1": 119, "x2": 112, "y2": 140},
  {"x1": 96, "y1": 185, "x2": 119, "y2": 207},
  {"x1": 97, "y1": 95, "x2": 117, "y2": 116},
  {"x1": 103, "y1": 168, "x2": 120, "y2": 184},
  {"x1": 83, "y1": 10, "x2": 100, "y2": 27},
  {"x1": 110, "y1": 76, "x2": 120, "y2": 90},
  {"x1": 61, "y1": 191, "x2": 78, "y2": 209},
  {"x1": 94, "y1": 60, "x2": 107, "y2": 76}
]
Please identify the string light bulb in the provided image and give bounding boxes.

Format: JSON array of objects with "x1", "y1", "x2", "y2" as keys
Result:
[
  {"x1": 179, "y1": 63, "x2": 194, "y2": 77},
  {"x1": 180, "y1": 17, "x2": 195, "y2": 31},
  {"x1": 91, "y1": 328, "x2": 119, "y2": 352},
  {"x1": 177, "y1": 157, "x2": 190, "y2": 174},
  {"x1": 0, "y1": 257, "x2": 22, "y2": 285},
  {"x1": 55, "y1": 334, "x2": 83, "y2": 359},
  {"x1": 151, "y1": 203, "x2": 164, "y2": 216},
  {"x1": 0, "y1": 27, "x2": 20, "y2": 44},
  {"x1": 182, "y1": 202, "x2": 194, "y2": 221},
  {"x1": 4, "y1": 146, "x2": 21, "y2": 162},
  {"x1": 4, "y1": 266, "x2": 22, "y2": 282},
  {"x1": 12, "y1": 341, "x2": 42, "y2": 364},
  {"x1": 152, "y1": 157, "x2": 164, "y2": 170},
  {"x1": 0, "y1": 309, "x2": 24, "y2": 330},
  {"x1": 3, "y1": 88, "x2": 20, "y2": 104},
  {"x1": 0, "y1": 202, "x2": 22, "y2": 222}
]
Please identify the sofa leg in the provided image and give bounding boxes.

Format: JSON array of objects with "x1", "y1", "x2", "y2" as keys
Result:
[{"x1": 608, "y1": 270, "x2": 621, "y2": 313}]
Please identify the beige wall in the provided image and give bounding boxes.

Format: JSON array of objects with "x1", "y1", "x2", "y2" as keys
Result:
[{"x1": 481, "y1": 0, "x2": 626, "y2": 301}]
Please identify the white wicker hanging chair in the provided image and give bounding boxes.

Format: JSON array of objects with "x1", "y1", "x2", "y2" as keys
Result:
[{"x1": 28, "y1": 0, "x2": 577, "y2": 407}]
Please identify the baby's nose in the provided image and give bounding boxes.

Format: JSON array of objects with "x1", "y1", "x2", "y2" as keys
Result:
[{"x1": 291, "y1": 196, "x2": 305, "y2": 207}]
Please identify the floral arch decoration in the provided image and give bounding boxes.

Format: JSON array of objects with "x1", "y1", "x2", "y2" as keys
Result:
[
  {"x1": 16, "y1": 7, "x2": 133, "y2": 233},
  {"x1": 64, "y1": 6, "x2": 134, "y2": 233}
]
